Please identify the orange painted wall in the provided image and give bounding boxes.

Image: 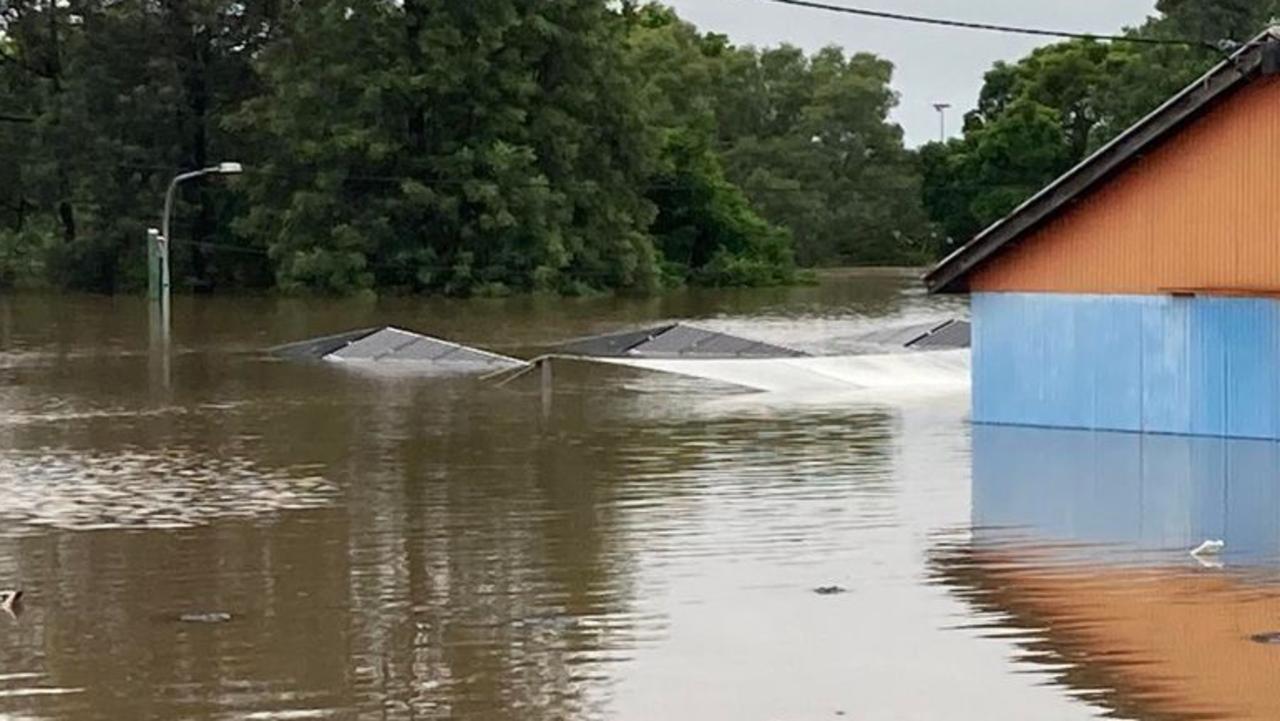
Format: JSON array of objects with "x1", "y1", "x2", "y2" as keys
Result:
[{"x1": 971, "y1": 75, "x2": 1280, "y2": 294}]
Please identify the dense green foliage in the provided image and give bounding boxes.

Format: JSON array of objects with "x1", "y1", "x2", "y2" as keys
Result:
[
  {"x1": 920, "y1": 0, "x2": 1275, "y2": 249},
  {"x1": 10, "y1": 0, "x2": 1256, "y2": 295},
  {"x1": 0, "y1": 1, "x2": 927, "y2": 296}
]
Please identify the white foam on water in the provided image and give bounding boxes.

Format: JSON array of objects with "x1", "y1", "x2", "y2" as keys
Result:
[
  {"x1": 587, "y1": 349, "x2": 970, "y2": 395},
  {"x1": 238, "y1": 710, "x2": 336, "y2": 720},
  {"x1": 0, "y1": 688, "x2": 84, "y2": 699}
]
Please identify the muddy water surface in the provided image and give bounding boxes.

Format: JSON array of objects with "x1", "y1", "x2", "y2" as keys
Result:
[{"x1": 1, "y1": 273, "x2": 1276, "y2": 720}]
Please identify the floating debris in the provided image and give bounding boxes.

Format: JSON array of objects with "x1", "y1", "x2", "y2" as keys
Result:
[
  {"x1": 813, "y1": 585, "x2": 849, "y2": 596},
  {"x1": 177, "y1": 612, "x2": 234, "y2": 624},
  {"x1": 1190, "y1": 539, "x2": 1225, "y2": 557},
  {"x1": 0, "y1": 590, "x2": 22, "y2": 617},
  {"x1": 1251, "y1": 632, "x2": 1280, "y2": 645}
]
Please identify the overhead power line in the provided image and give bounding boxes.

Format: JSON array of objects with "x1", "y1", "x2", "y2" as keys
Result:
[{"x1": 750, "y1": 0, "x2": 1227, "y2": 52}]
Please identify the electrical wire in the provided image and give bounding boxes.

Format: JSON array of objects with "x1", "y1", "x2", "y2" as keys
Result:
[{"x1": 749, "y1": 0, "x2": 1228, "y2": 53}]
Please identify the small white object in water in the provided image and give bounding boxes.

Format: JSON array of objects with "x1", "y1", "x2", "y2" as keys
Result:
[
  {"x1": 1190, "y1": 540, "x2": 1225, "y2": 557},
  {"x1": 0, "y1": 590, "x2": 22, "y2": 616}
]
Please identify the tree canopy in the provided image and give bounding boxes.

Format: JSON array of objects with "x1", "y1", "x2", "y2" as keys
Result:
[
  {"x1": 0, "y1": 1, "x2": 929, "y2": 296},
  {"x1": 8, "y1": 0, "x2": 1255, "y2": 295}
]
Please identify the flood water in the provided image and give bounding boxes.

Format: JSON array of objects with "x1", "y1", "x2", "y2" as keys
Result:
[{"x1": 2, "y1": 271, "x2": 1280, "y2": 721}]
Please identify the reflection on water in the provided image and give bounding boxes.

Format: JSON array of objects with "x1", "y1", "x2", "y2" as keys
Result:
[
  {"x1": 932, "y1": 425, "x2": 1280, "y2": 721},
  {"x1": 971, "y1": 425, "x2": 1280, "y2": 566}
]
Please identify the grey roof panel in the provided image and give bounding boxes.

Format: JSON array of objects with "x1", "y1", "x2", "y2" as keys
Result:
[
  {"x1": 672, "y1": 333, "x2": 759, "y2": 357},
  {"x1": 630, "y1": 324, "x2": 719, "y2": 356},
  {"x1": 855, "y1": 321, "x2": 944, "y2": 348},
  {"x1": 905, "y1": 320, "x2": 971, "y2": 350},
  {"x1": 387, "y1": 337, "x2": 462, "y2": 361},
  {"x1": 559, "y1": 323, "x2": 806, "y2": 359},
  {"x1": 557, "y1": 325, "x2": 677, "y2": 357},
  {"x1": 273, "y1": 326, "x2": 525, "y2": 372},
  {"x1": 269, "y1": 328, "x2": 380, "y2": 361},
  {"x1": 853, "y1": 319, "x2": 971, "y2": 351},
  {"x1": 328, "y1": 327, "x2": 421, "y2": 361}
]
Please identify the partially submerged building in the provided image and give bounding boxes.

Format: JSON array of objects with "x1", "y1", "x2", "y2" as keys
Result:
[
  {"x1": 271, "y1": 326, "x2": 525, "y2": 373},
  {"x1": 927, "y1": 29, "x2": 1280, "y2": 439},
  {"x1": 556, "y1": 323, "x2": 808, "y2": 359}
]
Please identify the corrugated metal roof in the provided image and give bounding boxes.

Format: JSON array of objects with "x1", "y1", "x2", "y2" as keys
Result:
[
  {"x1": 270, "y1": 328, "x2": 380, "y2": 361},
  {"x1": 855, "y1": 319, "x2": 971, "y2": 350},
  {"x1": 925, "y1": 28, "x2": 1280, "y2": 294},
  {"x1": 557, "y1": 323, "x2": 808, "y2": 359},
  {"x1": 271, "y1": 327, "x2": 526, "y2": 371},
  {"x1": 556, "y1": 325, "x2": 679, "y2": 357},
  {"x1": 905, "y1": 320, "x2": 971, "y2": 350}
]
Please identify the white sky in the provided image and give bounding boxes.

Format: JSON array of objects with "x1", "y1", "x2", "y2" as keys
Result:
[{"x1": 665, "y1": 0, "x2": 1158, "y2": 146}]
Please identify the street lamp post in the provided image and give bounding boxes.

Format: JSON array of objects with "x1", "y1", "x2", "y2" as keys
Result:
[
  {"x1": 152, "y1": 162, "x2": 243, "y2": 323},
  {"x1": 147, "y1": 162, "x2": 243, "y2": 394},
  {"x1": 932, "y1": 103, "x2": 952, "y2": 143}
]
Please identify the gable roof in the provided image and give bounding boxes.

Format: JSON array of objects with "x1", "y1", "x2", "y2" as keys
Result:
[
  {"x1": 926, "y1": 28, "x2": 1280, "y2": 294},
  {"x1": 556, "y1": 323, "x2": 809, "y2": 359},
  {"x1": 853, "y1": 318, "x2": 971, "y2": 350},
  {"x1": 271, "y1": 326, "x2": 526, "y2": 371}
]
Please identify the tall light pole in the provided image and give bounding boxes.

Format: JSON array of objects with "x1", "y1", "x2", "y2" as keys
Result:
[
  {"x1": 152, "y1": 162, "x2": 243, "y2": 323},
  {"x1": 148, "y1": 162, "x2": 243, "y2": 394},
  {"x1": 932, "y1": 103, "x2": 952, "y2": 143}
]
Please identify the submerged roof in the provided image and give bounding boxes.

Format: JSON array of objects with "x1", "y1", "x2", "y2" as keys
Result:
[
  {"x1": 906, "y1": 319, "x2": 971, "y2": 350},
  {"x1": 271, "y1": 326, "x2": 525, "y2": 371},
  {"x1": 926, "y1": 28, "x2": 1280, "y2": 294},
  {"x1": 557, "y1": 323, "x2": 808, "y2": 359},
  {"x1": 854, "y1": 319, "x2": 971, "y2": 351}
]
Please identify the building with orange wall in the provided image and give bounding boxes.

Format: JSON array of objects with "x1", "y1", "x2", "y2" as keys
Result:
[{"x1": 927, "y1": 29, "x2": 1280, "y2": 438}]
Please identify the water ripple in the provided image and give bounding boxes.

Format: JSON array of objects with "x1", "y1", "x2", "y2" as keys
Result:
[{"x1": 0, "y1": 449, "x2": 335, "y2": 533}]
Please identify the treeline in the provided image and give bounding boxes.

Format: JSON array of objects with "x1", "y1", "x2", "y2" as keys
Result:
[
  {"x1": 2, "y1": 0, "x2": 1263, "y2": 296},
  {"x1": 0, "y1": 1, "x2": 930, "y2": 296},
  {"x1": 921, "y1": 0, "x2": 1270, "y2": 249}
]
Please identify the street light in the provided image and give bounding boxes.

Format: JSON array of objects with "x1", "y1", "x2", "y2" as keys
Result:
[
  {"x1": 153, "y1": 162, "x2": 244, "y2": 316},
  {"x1": 932, "y1": 103, "x2": 952, "y2": 143},
  {"x1": 147, "y1": 161, "x2": 243, "y2": 392}
]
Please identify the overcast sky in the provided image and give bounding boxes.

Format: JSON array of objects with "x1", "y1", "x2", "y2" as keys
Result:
[{"x1": 665, "y1": 0, "x2": 1158, "y2": 147}]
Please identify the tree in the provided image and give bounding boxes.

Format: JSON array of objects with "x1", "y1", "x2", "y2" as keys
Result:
[
  {"x1": 234, "y1": 0, "x2": 662, "y2": 296},
  {"x1": 714, "y1": 44, "x2": 933, "y2": 266},
  {"x1": 625, "y1": 3, "x2": 795, "y2": 285},
  {"x1": 0, "y1": 1, "x2": 274, "y2": 292},
  {"x1": 648, "y1": 128, "x2": 795, "y2": 287},
  {"x1": 0, "y1": 0, "x2": 926, "y2": 293}
]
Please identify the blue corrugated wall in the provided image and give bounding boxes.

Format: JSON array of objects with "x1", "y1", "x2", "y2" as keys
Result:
[{"x1": 973, "y1": 292, "x2": 1280, "y2": 438}]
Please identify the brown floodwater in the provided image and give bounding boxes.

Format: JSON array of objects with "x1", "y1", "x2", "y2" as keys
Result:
[{"x1": 2, "y1": 271, "x2": 1279, "y2": 721}]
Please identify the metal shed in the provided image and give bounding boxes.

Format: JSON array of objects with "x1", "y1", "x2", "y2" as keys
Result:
[{"x1": 924, "y1": 29, "x2": 1280, "y2": 439}]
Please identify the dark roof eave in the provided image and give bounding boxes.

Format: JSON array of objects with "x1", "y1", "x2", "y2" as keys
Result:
[{"x1": 925, "y1": 29, "x2": 1280, "y2": 294}]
